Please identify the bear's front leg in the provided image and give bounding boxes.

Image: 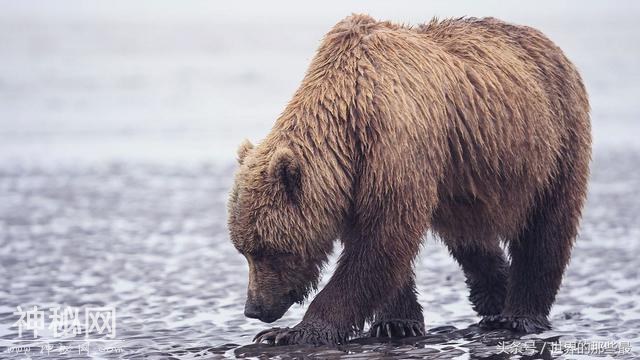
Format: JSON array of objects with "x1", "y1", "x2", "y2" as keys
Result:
[{"x1": 254, "y1": 242, "x2": 416, "y2": 346}]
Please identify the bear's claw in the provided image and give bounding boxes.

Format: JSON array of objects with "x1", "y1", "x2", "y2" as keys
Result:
[
  {"x1": 253, "y1": 327, "x2": 288, "y2": 345},
  {"x1": 479, "y1": 314, "x2": 551, "y2": 333},
  {"x1": 369, "y1": 319, "x2": 425, "y2": 338},
  {"x1": 253, "y1": 321, "x2": 347, "y2": 346}
]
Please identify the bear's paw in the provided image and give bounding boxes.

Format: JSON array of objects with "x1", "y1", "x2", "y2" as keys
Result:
[
  {"x1": 369, "y1": 319, "x2": 425, "y2": 338},
  {"x1": 253, "y1": 320, "x2": 348, "y2": 346},
  {"x1": 479, "y1": 314, "x2": 551, "y2": 333}
]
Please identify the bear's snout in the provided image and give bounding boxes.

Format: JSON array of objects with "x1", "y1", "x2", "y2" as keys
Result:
[
  {"x1": 244, "y1": 295, "x2": 292, "y2": 323},
  {"x1": 243, "y1": 301, "x2": 262, "y2": 319},
  {"x1": 244, "y1": 300, "x2": 285, "y2": 323}
]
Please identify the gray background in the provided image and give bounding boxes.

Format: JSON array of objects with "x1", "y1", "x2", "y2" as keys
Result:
[{"x1": 1, "y1": 0, "x2": 638, "y2": 164}]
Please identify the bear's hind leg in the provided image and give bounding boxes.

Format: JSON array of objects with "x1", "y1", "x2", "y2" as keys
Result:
[
  {"x1": 448, "y1": 243, "x2": 509, "y2": 317},
  {"x1": 369, "y1": 276, "x2": 425, "y2": 338},
  {"x1": 480, "y1": 170, "x2": 584, "y2": 333}
]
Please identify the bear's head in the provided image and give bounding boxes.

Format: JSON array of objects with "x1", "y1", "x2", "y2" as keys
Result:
[{"x1": 228, "y1": 139, "x2": 338, "y2": 323}]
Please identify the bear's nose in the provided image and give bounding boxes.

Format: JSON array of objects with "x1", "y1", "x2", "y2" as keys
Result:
[{"x1": 244, "y1": 301, "x2": 262, "y2": 319}]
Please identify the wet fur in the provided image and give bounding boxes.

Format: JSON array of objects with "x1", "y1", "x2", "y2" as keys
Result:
[{"x1": 228, "y1": 14, "x2": 591, "y2": 345}]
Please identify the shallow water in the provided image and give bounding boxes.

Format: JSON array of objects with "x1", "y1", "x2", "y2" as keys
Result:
[{"x1": 0, "y1": 151, "x2": 639, "y2": 359}]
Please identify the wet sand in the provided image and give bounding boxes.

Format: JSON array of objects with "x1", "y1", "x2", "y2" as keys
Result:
[{"x1": 0, "y1": 151, "x2": 639, "y2": 359}]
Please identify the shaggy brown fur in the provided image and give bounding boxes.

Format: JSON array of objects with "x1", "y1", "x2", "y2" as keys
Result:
[{"x1": 227, "y1": 14, "x2": 590, "y2": 346}]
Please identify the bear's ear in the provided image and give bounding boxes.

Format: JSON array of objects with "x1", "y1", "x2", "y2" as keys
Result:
[
  {"x1": 236, "y1": 139, "x2": 254, "y2": 165},
  {"x1": 268, "y1": 148, "x2": 301, "y2": 197}
]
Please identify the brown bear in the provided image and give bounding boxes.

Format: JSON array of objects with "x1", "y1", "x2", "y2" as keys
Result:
[{"x1": 227, "y1": 14, "x2": 591, "y2": 346}]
